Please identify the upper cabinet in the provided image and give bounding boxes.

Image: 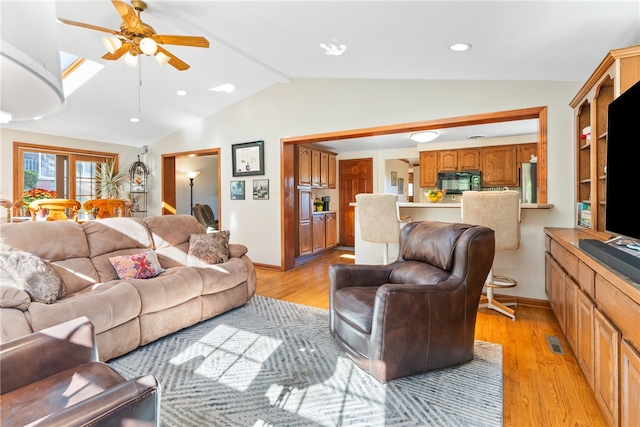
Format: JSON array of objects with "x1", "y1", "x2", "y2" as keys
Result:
[
  {"x1": 438, "y1": 150, "x2": 458, "y2": 171},
  {"x1": 437, "y1": 148, "x2": 480, "y2": 172},
  {"x1": 297, "y1": 145, "x2": 337, "y2": 189},
  {"x1": 481, "y1": 145, "x2": 518, "y2": 186},
  {"x1": 419, "y1": 151, "x2": 438, "y2": 187},
  {"x1": 569, "y1": 45, "x2": 640, "y2": 232}
]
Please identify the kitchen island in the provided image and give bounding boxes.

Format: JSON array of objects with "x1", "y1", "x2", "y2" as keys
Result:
[{"x1": 351, "y1": 201, "x2": 553, "y2": 300}]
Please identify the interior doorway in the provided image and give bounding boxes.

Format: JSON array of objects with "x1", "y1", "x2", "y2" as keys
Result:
[
  {"x1": 338, "y1": 158, "x2": 373, "y2": 246},
  {"x1": 161, "y1": 148, "x2": 221, "y2": 224}
]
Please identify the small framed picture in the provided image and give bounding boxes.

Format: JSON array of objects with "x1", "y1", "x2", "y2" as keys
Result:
[
  {"x1": 391, "y1": 171, "x2": 398, "y2": 186},
  {"x1": 232, "y1": 140, "x2": 265, "y2": 177},
  {"x1": 230, "y1": 180, "x2": 245, "y2": 200},
  {"x1": 398, "y1": 177, "x2": 404, "y2": 194},
  {"x1": 253, "y1": 179, "x2": 269, "y2": 200}
]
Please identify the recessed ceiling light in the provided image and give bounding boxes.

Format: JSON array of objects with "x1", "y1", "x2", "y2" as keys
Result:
[
  {"x1": 450, "y1": 43, "x2": 472, "y2": 52},
  {"x1": 176, "y1": 90, "x2": 188, "y2": 96},
  {"x1": 33, "y1": 116, "x2": 43, "y2": 121},
  {"x1": 467, "y1": 134, "x2": 485, "y2": 140},
  {"x1": 130, "y1": 117, "x2": 141, "y2": 123},
  {"x1": 320, "y1": 43, "x2": 347, "y2": 56},
  {"x1": 410, "y1": 131, "x2": 439, "y2": 143},
  {"x1": 209, "y1": 84, "x2": 235, "y2": 93}
]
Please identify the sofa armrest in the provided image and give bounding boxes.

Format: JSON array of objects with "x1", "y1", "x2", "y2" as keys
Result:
[
  {"x1": 0, "y1": 316, "x2": 98, "y2": 394},
  {"x1": 38, "y1": 375, "x2": 160, "y2": 427},
  {"x1": 0, "y1": 285, "x2": 30, "y2": 310},
  {"x1": 229, "y1": 243, "x2": 248, "y2": 259}
]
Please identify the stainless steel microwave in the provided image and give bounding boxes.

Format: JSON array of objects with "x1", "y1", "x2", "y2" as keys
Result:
[{"x1": 437, "y1": 171, "x2": 481, "y2": 194}]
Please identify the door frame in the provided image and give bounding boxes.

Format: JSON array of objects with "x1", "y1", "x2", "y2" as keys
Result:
[
  {"x1": 280, "y1": 106, "x2": 547, "y2": 271},
  {"x1": 161, "y1": 148, "x2": 221, "y2": 222}
]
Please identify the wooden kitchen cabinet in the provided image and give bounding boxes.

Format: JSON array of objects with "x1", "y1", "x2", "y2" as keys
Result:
[
  {"x1": 312, "y1": 214, "x2": 326, "y2": 253},
  {"x1": 438, "y1": 150, "x2": 458, "y2": 171},
  {"x1": 594, "y1": 308, "x2": 620, "y2": 427},
  {"x1": 327, "y1": 153, "x2": 336, "y2": 189},
  {"x1": 298, "y1": 146, "x2": 312, "y2": 186},
  {"x1": 298, "y1": 189, "x2": 312, "y2": 256},
  {"x1": 312, "y1": 212, "x2": 337, "y2": 253},
  {"x1": 419, "y1": 151, "x2": 437, "y2": 187},
  {"x1": 517, "y1": 143, "x2": 538, "y2": 166},
  {"x1": 621, "y1": 339, "x2": 640, "y2": 427},
  {"x1": 481, "y1": 145, "x2": 518, "y2": 186},
  {"x1": 458, "y1": 148, "x2": 480, "y2": 171},
  {"x1": 311, "y1": 149, "x2": 322, "y2": 187},
  {"x1": 325, "y1": 212, "x2": 337, "y2": 248}
]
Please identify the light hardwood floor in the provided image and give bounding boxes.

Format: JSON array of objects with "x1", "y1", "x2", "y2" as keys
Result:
[{"x1": 255, "y1": 249, "x2": 608, "y2": 427}]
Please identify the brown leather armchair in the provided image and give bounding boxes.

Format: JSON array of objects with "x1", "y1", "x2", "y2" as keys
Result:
[
  {"x1": 0, "y1": 316, "x2": 160, "y2": 426},
  {"x1": 330, "y1": 220, "x2": 495, "y2": 383}
]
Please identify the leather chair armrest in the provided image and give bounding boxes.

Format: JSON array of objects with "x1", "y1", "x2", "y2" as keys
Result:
[
  {"x1": 0, "y1": 316, "x2": 98, "y2": 394},
  {"x1": 39, "y1": 375, "x2": 160, "y2": 427},
  {"x1": 329, "y1": 263, "x2": 395, "y2": 292}
]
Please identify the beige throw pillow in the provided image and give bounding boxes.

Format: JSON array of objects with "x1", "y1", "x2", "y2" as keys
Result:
[{"x1": 188, "y1": 231, "x2": 230, "y2": 266}]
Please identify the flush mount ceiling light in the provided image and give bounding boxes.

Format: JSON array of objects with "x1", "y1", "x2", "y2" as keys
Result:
[
  {"x1": 467, "y1": 134, "x2": 485, "y2": 140},
  {"x1": 176, "y1": 90, "x2": 188, "y2": 96},
  {"x1": 410, "y1": 131, "x2": 439, "y2": 143},
  {"x1": 209, "y1": 84, "x2": 235, "y2": 93},
  {"x1": 320, "y1": 43, "x2": 347, "y2": 56},
  {"x1": 450, "y1": 43, "x2": 472, "y2": 52},
  {"x1": 130, "y1": 117, "x2": 141, "y2": 123}
]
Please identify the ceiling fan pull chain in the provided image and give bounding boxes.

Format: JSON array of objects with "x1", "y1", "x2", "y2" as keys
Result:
[{"x1": 138, "y1": 57, "x2": 142, "y2": 113}]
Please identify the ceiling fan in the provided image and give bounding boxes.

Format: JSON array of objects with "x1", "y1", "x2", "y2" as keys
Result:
[{"x1": 58, "y1": 0, "x2": 209, "y2": 71}]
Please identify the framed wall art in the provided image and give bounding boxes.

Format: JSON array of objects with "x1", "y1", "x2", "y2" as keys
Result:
[
  {"x1": 253, "y1": 179, "x2": 269, "y2": 200},
  {"x1": 232, "y1": 140, "x2": 264, "y2": 177},
  {"x1": 391, "y1": 171, "x2": 398, "y2": 186},
  {"x1": 398, "y1": 177, "x2": 404, "y2": 194},
  {"x1": 230, "y1": 180, "x2": 245, "y2": 200}
]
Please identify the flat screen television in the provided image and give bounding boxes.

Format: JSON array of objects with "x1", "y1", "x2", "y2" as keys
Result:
[{"x1": 605, "y1": 79, "x2": 640, "y2": 242}]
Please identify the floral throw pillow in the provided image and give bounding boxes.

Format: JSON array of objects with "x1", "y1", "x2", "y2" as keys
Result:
[
  {"x1": 188, "y1": 231, "x2": 230, "y2": 266},
  {"x1": 109, "y1": 250, "x2": 165, "y2": 280}
]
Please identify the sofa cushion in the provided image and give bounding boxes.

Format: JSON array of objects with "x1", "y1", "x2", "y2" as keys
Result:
[
  {"x1": 0, "y1": 286, "x2": 30, "y2": 310},
  {"x1": 126, "y1": 267, "x2": 203, "y2": 315},
  {"x1": 0, "y1": 250, "x2": 65, "y2": 304},
  {"x1": 187, "y1": 231, "x2": 230, "y2": 265},
  {"x1": 83, "y1": 217, "x2": 153, "y2": 258},
  {"x1": 27, "y1": 282, "x2": 142, "y2": 335},
  {"x1": 109, "y1": 250, "x2": 165, "y2": 280},
  {"x1": 196, "y1": 258, "x2": 250, "y2": 295},
  {"x1": 144, "y1": 215, "x2": 205, "y2": 268},
  {"x1": 0, "y1": 221, "x2": 90, "y2": 261}
]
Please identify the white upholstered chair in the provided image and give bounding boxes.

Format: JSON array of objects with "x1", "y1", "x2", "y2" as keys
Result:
[
  {"x1": 461, "y1": 188, "x2": 521, "y2": 320},
  {"x1": 356, "y1": 193, "x2": 411, "y2": 264}
]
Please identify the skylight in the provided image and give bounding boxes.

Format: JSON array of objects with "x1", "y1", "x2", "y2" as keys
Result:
[{"x1": 59, "y1": 51, "x2": 104, "y2": 97}]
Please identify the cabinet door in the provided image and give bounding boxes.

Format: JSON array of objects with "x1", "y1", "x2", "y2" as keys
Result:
[
  {"x1": 320, "y1": 151, "x2": 329, "y2": 187},
  {"x1": 577, "y1": 290, "x2": 595, "y2": 390},
  {"x1": 517, "y1": 143, "x2": 538, "y2": 166},
  {"x1": 311, "y1": 149, "x2": 321, "y2": 187},
  {"x1": 594, "y1": 309, "x2": 620, "y2": 427},
  {"x1": 621, "y1": 339, "x2": 640, "y2": 427},
  {"x1": 327, "y1": 153, "x2": 337, "y2": 189},
  {"x1": 458, "y1": 148, "x2": 480, "y2": 171},
  {"x1": 438, "y1": 150, "x2": 458, "y2": 171},
  {"x1": 298, "y1": 146, "x2": 312, "y2": 186},
  {"x1": 481, "y1": 145, "x2": 518, "y2": 186},
  {"x1": 312, "y1": 215, "x2": 326, "y2": 253},
  {"x1": 298, "y1": 190, "x2": 312, "y2": 256},
  {"x1": 565, "y1": 276, "x2": 579, "y2": 354},
  {"x1": 325, "y1": 213, "x2": 337, "y2": 248},
  {"x1": 419, "y1": 151, "x2": 437, "y2": 187}
]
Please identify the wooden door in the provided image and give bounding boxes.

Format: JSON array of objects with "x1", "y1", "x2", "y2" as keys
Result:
[{"x1": 339, "y1": 158, "x2": 373, "y2": 246}]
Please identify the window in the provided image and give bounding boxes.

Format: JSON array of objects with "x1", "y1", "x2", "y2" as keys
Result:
[{"x1": 13, "y1": 142, "x2": 119, "y2": 212}]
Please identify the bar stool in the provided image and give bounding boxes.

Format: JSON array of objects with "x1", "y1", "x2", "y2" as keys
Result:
[
  {"x1": 356, "y1": 193, "x2": 410, "y2": 264},
  {"x1": 461, "y1": 188, "x2": 520, "y2": 320}
]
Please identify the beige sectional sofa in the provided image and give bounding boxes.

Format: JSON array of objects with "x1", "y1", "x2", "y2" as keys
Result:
[{"x1": 0, "y1": 215, "x2": 256, "y2": 361}]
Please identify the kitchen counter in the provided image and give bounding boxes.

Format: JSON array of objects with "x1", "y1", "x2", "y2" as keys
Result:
[{"x1": 350, "y1": 202, "x2": 553, "y2": 209}]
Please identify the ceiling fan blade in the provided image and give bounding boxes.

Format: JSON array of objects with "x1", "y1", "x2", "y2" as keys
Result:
[
  {"x1": 157, "y1": 46, "x2": 190, "y2": 71},
  {"x1": 102, "y1": 43, "x2": 131, "y2": 60},
  {"x1": 58, "y1": 17, "x2": 119, "y2": 35},
  {"x1": 152, "y1": 35, "x2": 210, "y2": 48},
  {"x1": 111, "y1": 0, "x2": 139, "y2": 28}
]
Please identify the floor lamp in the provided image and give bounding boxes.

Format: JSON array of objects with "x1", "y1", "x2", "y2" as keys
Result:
[{"x1": 187, "y1": 171, "x2": 200, "y2": 215}]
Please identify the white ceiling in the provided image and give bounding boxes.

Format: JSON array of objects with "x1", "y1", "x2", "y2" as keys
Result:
[{"x1": 2, "y1": 1, "x2": 639, "y2": 150}]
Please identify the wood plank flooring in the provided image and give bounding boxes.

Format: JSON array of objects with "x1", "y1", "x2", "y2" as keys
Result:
[{"x1": 255, "y1": 248, "x2": 608, "y2": 427}]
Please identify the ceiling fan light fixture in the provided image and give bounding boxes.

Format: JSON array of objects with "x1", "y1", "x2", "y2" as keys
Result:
[
  {"x1": 155, "y1": 51, "x2": 171, "y2": 66},
  {"x1": 102, "y1": 36, "x2": 122, "y2": 54},
  {"x1": 124, "y1": 51, "x2": 139, "y2": 68},
  {"x1": 450, "y1": 43, "x2": 472, "y2": 52},
  {"x1": 139, "y1": 37, "x2": 158, "y2": 55},
  {"x1": 410, "y1": 131, "x2": 439, "y2": 143}
]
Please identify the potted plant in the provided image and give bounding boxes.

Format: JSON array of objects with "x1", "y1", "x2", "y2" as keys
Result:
[
  {"x1": 95, "y1": 159, "x2": 129, "y2": 199},
  {"x1": 314, "y1": 198, "x2": 324, "y2": 212}
]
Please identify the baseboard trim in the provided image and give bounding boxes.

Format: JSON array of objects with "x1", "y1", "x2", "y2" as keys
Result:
[{"x1": 492, "y1": 294, "x2": 551, "y2": 309}]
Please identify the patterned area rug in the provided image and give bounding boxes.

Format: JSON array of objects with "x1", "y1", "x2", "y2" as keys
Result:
[{"x1": 109, "y1": 295, "x2": 503, "y2": 426}]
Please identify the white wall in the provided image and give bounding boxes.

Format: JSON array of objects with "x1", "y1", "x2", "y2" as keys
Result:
[{"x1": 175, "y1": 156, "x2": 219, "y2": 216}]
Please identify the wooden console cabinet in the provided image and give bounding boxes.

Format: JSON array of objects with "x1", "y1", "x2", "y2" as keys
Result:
[
  {"x1": 569, "y1": 46, "x2": 640, "y2": 232},
  {"x1": 545, "y1": 227, "x2": 640, "y2": 426}
]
